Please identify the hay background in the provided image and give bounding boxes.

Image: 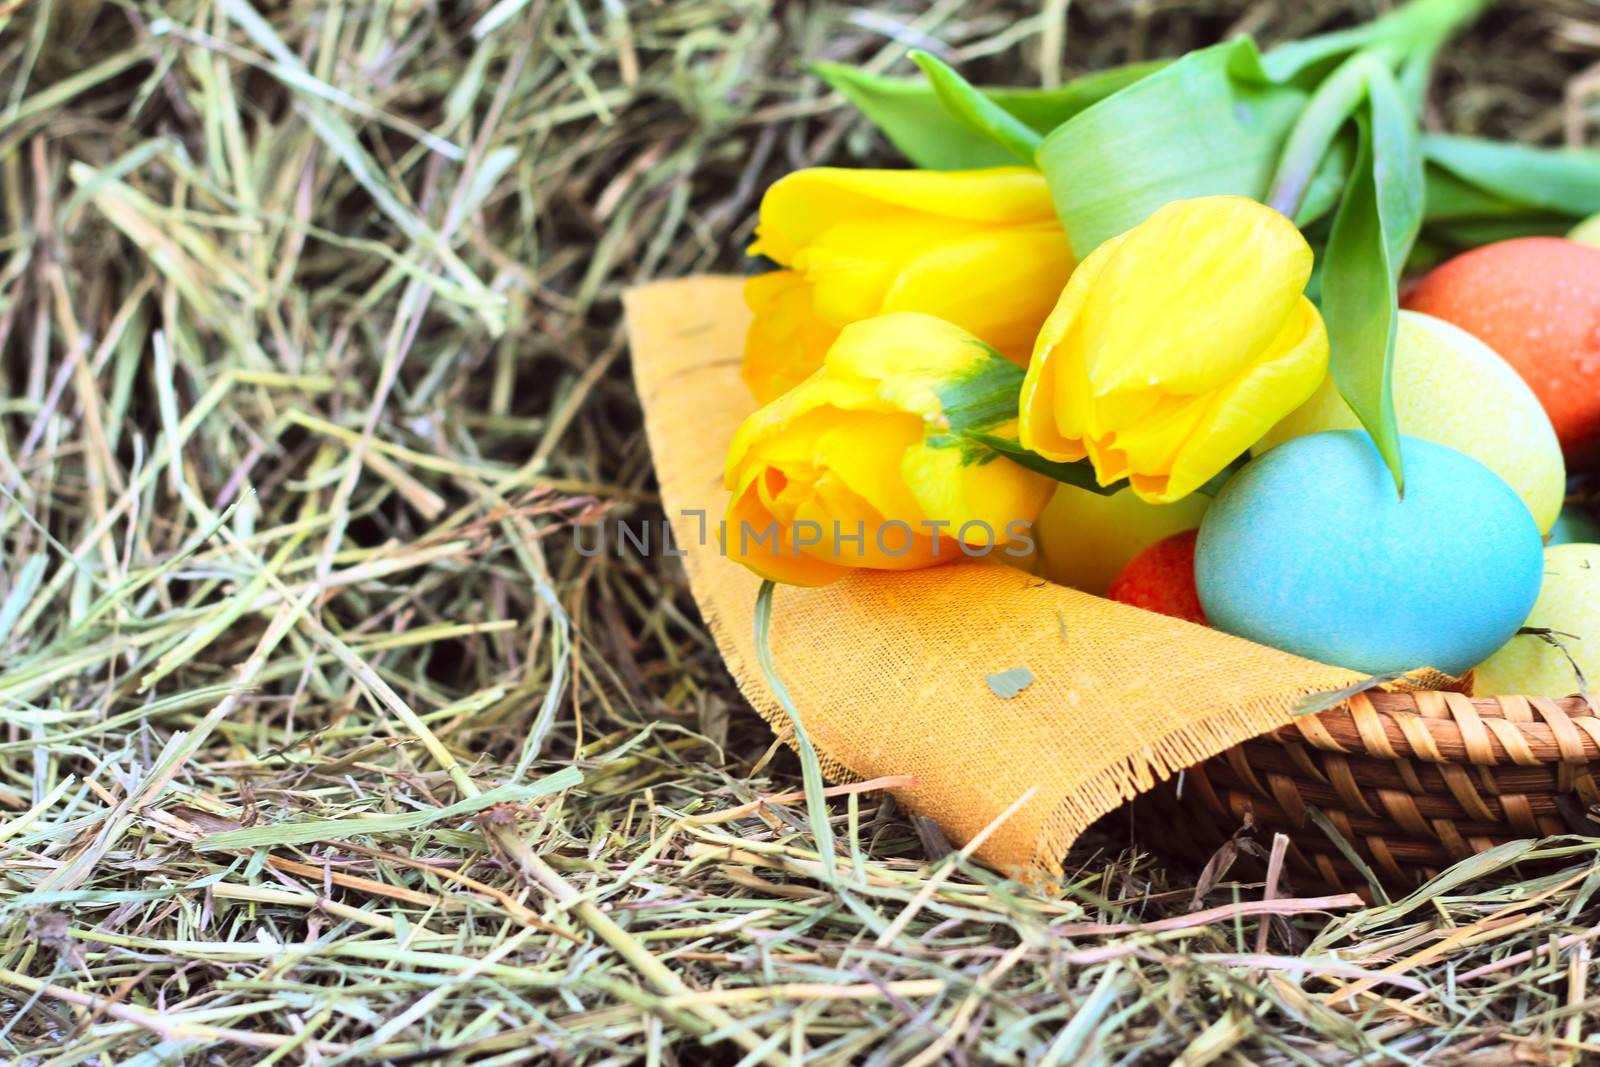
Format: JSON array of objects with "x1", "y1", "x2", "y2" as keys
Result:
[{"x1": 1, "y1": 1, "x2": 1598, "y2": 1063}]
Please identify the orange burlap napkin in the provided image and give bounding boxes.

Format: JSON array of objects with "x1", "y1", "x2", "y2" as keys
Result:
[{"x1": 625, "y1": 276, "x2": 1374, "y2": 879}]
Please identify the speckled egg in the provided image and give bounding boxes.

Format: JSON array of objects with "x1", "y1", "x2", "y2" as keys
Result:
[
  {"x1": 1108, "y1": 529, "x2": 1207, "y2": 625},
  {"x1": 1475, "y1": 543, "x2": 1600, "y2": 697},
  {"x1": 1196, "y1": 431, "x2": 1544, "y2": 675},
  {"x1": 1034, "y1": 484, "x2": 1209, "y2": 596},
  {"x1": 1256, "y1": 311, "x2": 1565, "y2": 533},
  {"x1": 1403, "y1": 237, "x2": 1600, "y2": 461}
]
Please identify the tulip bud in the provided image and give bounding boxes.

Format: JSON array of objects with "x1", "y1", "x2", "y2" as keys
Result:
[
  {"x1": 725, "y1": 313, "x2": 1053, "y2": 585},
  {"x1": 1019, "y1": 196, "x2": 1329, "y2": 503},
  {"x1": 742, "y1": 167, "x2": 1075, "y2": 403}
]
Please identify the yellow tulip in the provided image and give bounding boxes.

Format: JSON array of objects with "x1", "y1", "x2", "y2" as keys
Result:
[
  {"x1": 742, "y1": 167, "x2": 1076, "y2": 403},
  {"x1": 1019, "y1": 196, "x2": 1329, "y2": 504},
  {"x1": 724, "y1": 313, "x2": 1053, "y2": 586}
]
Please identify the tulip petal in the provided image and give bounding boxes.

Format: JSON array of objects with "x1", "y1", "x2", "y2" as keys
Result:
[
  {"x1": 823, "y1": 313, "x2": 990, "y2": 416},
  {"x1": 1019, "y1": 196, "x2": 1329, "y2": 503},
  {"x1": 1019, "y1": 229, "x2": 1124, "y2": 461},
  {"x1": 1087, "y1": 392, "x2": 1211, "y2": 486},
  {"x1": 742, "y1": 271, "x2": 840, "y2": 404},
  {"x1": 882, "y1": 224, "x2": 1076, "y2": 364},
  {"x1": 1152, "y1": 296, "x2": 1329, "y2": 502},
  {"x1": 795, "y1": 481, "x2": 948, "y2": 570},
  {"x1": 726, "y1": 472, "x2": 852, "y2": 586},
  {"x1": 1079, "y1": 197, "x2": 1312, "y2": 398},
  {"x1": 744, "y1": 166, "x2": 1076, "y2": 426},
  {"x1": 724, "y1": 383, "x2": 817, "y2": 489},
  {"x1": 1017, "y1": 340, "x2": 1088, "y2": 463},
  {"x1": 811, "y1": 412, "x2": 926, "y2": 524},
  {"x1": 750, "y1": 166, "x2": 1058, "y2": 265},
  {"x1": 903, "y1": 435, "x2": 1056, "y2": 537},
  {"x1": 791, "y1": 213, "x2": 977, "y2": 325}
]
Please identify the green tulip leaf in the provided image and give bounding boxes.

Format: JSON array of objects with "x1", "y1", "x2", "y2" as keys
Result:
[
  {"x1": 1412, "y1": 141, "x2": 1597, "y2": 262},
  {"x1": 1422, "y1": 161, "x2": 1540, "y2": 221},
  {"x1": 1423, "y1": 135, "x2": 1600, "y2": 219},
  {"x1": 1295, "y1": 131, "x2": 1358, "y2": 229},
  {"x1": 907, "y1": 50, "x2": 1042, "y2": 165},
  {"x1": 813, "y1": 59, "x2": 1164, "y2": 171},
  {"x1": 1368, "y1": 70, "x2": 1426, "y2": 266},
  {"x1": 1265, "y1": 52, "x2": 1378, "y2": 221},
  {"x1": 960, "y1": 432, "x2": 1121, "y2": 496},
  {"x1": 1420, "y1": 215, "x2": 1574, "y2": 250},
  {"x1": 1036, "y1": 39, "x2": 1309, "y2": 257},
  {"x1": 1321, "y1": 66, "x2": 1422, "y2": 494}
]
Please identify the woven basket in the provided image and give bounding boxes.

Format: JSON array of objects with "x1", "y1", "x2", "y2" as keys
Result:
[{"x1": 1135, "y1": 690, "x2": 1600, "y2": 893}]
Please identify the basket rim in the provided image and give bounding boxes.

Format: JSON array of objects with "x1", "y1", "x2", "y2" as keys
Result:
[{"x1": 1293, "y1": 691, "x2": 1600, "y2": 764}]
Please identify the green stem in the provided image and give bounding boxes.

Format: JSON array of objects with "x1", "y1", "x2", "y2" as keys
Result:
[
  {"x1": 1267, "y1": 52, "x2": 1386, "y2": 219},
  {"x1": 1326, "y1": 0, "x2": 1494, "y2": 68},
  {"x1": 1266, "y1": 0, "x2": 1491, "y2": 220},
  {"x1": 753, "y1": 580, "x2": 839, "y2": 886},
  {"x1": 1260, "y1": 0, "x2": 1490, "y2": 84},
  {"x1": 1397, "y1": 41, "x2": 1442, "y2": 112},
  {"x1": 1363, "y1": 0, "x2": 1493, "y2": 48}
]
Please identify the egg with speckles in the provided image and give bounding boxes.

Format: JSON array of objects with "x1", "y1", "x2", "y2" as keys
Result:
[
  {"x1": 1108, "y1": 529, "x2": 1207, "y2": 625},
  {"x1": 1475, "y1": 543, "x2": 1600, "y2": 697},
  {"x1": 1403, "y1": 237, "x2": 1600, "y2": 461},
  {"x1": 1033, "y1": 484, "x2": 1209, "y2": 596},
  {"x1": 1196, "y1": 432, "x2": 1543, "y2": 676},
  {"x1": 1257, "y1": 311, "x2": 1564, "y2": 533}
]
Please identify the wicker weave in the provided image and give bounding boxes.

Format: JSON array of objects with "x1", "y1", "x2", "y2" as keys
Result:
[{"x1": 1136, "y1": 691, "x2": 1600, "y2": 893}]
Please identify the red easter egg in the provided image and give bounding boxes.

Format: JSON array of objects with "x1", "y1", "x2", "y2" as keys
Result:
[
  {"x1": 1402, "y1": 237, "x2": 1600, "y2": 460},
  {"x1": 1108, "y1": 529, "x2": 1207, "y2": 625}
]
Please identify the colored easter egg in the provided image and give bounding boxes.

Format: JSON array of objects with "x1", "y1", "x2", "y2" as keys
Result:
[
  {"x1": 1548, "y1": 506, "x2": 1600, "y2": 546},
  {"x1": 1402, "y1": 237, "x2": 1600, "y2": 460},
  {"x1": 1475, "y1": 543, "x2": 1600, "y2": 697},
  {"x1": 1195, "y1": 432, "x2": 1543, "y2": 675},
  {"x1": 1256, "y1": 311, "x2": 1564, "y2": 533},
  {"x1": 1108, "y1": 529, "x2": 1207, "y2": 625},
  {"x1": 1569, "y1": 214, "x2": 1600, "y2": 249},
  {"x1": 1033, "y1": 484, "x2": 1209, "y2": 596}
]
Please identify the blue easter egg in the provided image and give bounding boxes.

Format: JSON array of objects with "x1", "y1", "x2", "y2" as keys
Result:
[{"x1": 1195, "y1": 431, "x2": 1543, "y2": 675}]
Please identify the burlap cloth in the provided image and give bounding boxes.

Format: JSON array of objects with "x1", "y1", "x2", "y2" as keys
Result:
[{"x1": 626, "y1": 276, "x2": 1388, "y2": 880}]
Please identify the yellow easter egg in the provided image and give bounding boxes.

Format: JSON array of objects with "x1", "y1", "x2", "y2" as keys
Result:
[
  {"x1": 1474, "y1": 543, "x2": 1600, "y2": 697},
  {"x1": 1569, "y1": 213, "x2": 1600, "y2": 249},
  {"x1": 1034, "y1": 484, "x2": 1208, "y2": 595},
  {"x1": 1256, "y1": 310, "x2": 1565, "y2": 533}
]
